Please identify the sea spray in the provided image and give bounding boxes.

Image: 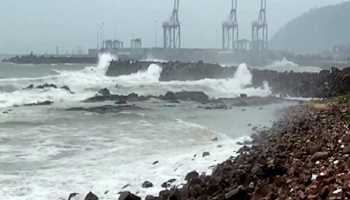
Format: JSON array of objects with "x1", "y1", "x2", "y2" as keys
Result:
[
  {"x1": 95, "y1": 53, "x2": 117, "y2": 75},
  {"x1": 0, "y1": 53, "x2": 117, "y2": 108},
  {"x1": 232, "y1": 63, "x2": 252, "y2": 88},
  {"x1": 0, "y1": 58, "x2": 271, "y2": 108},
  {"x1": 263, "y1": 57, "x2": 321, "y2": 73},
  {"x1": 115, "y1": 64, "x2": 162, "y2": 85}
]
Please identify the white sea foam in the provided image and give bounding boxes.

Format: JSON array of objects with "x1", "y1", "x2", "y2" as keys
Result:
[
  {"x1": 115, "y1": 64, "x2": 162, "y2": 85},
  {"x1": 262, "y1": 57, "x2": 322, "y2": 73},
  {"x1": 114, "y1": 63, "x2": 271, "y2": 98},
  {"x1": 0, "y1": 54, "x2": 271, "y2": 108}
]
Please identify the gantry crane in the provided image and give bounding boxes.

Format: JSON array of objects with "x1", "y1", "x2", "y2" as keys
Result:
[
  {"x1": 251, "y1": 0, "x2": 268, "y2": 51},
  {"x1": 222, "y1": 0, "x2": 239, "y2": 50},
  {"x1": 163, "y1": 0, "x2": 181, "y2": 48}
]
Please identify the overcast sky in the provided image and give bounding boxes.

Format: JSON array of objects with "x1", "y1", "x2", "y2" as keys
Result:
[{"x1": 0, "y1": 0, "x2": 346, "y2": 54}]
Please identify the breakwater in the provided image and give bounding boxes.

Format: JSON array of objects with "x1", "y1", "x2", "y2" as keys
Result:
[{"x1": 107, "y1": 60, "x2": 350, "y2": 98}]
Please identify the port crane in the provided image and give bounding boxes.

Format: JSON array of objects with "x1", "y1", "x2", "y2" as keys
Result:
[
  {"x1": 251, "y1": 0, "x2": 268, "y2": 51},
  {"x1": 163, "y1": 0, "x2": 181, "y2": 48},
  {"x1": 222, "y1": 0, "x2": 239, "y2": 50}
]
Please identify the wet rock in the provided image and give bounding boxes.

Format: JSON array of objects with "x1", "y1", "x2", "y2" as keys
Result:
[
  {"x1": 118, "y1": 192, "x2": 141, "y2": 200},
  {"x1": 145, "y1": 195, "x2": 158, "y2": 200},
  {"x1": 202, "y1": 152, "x2": 210, "y2": 157},
  {"x1": 161, "y1": 91, "x2": 209, "y2": 103},
  {"x1": 185, "y1": 171, "x2": 199, "y2": 181},
  {"x1": 311, "y1": 151, "x2": 329, "y2": 161},
  {"x1": 173, "y1": 91, "x2": 209, "y2": 103},
  {"x1": 240, "y1": 93, "x2": 248, "y2": 98},
  {"x1": 84, "y1": 192, "x2": 98, "y2": 200},
  {"x1": 23, "y1": 100, "x2": 54, "y2": 106},
  {"x1": 161, "y1": 92, "x2": 179, "y2": 103},
  {"x1": 36, "y1": 83, "x2": 58, "y2": 89},
  {"x1": 343, "y1": 145, "x2": 350, "y2": 154},
  {"x1": 67, "y1": 105, "x2": 143, "y2": 114},
  {"x1": 61, "y1": 85, "x2": 74, "y2": 94},
  {"x1": 68, "y1": 193, "x2": 79, "y2": 200},
  {"x1": 122, "y1": 184, "x2": 130, "y2": 189},
  {"x1": 24, "y1": 84, "x2": 34, "y2": 89},
  {"x1": 161, "y1": 178, "x2": 176, "y2": 188},
  {"x1": 152, "y1": 161, "x2": 159, "y2": 165},
  {"x1": 225, "y1": 185, "x2": 248, "y2": 200},
  {"x1": 127, "y1": 93, "x2": 139, "y2": 101},
  {"x1": 97, "y1": 88, "x2": 111, "y2": 97},
  {"x1": 142, "y1": 181, "x2": 154, "y2": 188},
  {"x1": 115, "y1": 100, "x2": 127, "y2": 104}
]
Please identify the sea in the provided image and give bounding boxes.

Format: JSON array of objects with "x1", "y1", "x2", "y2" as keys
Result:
[{"x1": 0, "y1": 54, "x2": 320, "y2": 200}]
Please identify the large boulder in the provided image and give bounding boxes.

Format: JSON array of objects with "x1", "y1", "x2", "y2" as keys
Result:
[
  {"x1": 84, "y1": 192, "x2": 99, "y2": 200},
  {"x1": 119, "y1": 192, "x2": 141, "y2": 200}
]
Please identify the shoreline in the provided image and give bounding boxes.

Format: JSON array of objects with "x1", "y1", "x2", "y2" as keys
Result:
[{"x1": 83, "y1": 96, "x2": 350, "y2": 200}]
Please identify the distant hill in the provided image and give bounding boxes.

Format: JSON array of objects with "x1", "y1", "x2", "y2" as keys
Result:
[{"x1": 270, "y1": 1, "x2": 350, "y2": 53}]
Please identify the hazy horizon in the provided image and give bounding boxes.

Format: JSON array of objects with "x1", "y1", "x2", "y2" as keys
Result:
[{"x1": 0, "y1": 0, "x2": 347, "y2": 54}]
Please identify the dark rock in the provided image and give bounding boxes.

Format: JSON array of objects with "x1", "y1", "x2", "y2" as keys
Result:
[
  {"x1": 152, "y1": 161, "x2": 159, "y2": 165},
  {"x1": 311, "y1": 151, "x2": 329, "y2": 161},
  {"x1": 84, "y1": 192, "x2": 98, "y2": 200},
  {"x1": 185, "y1": 171, "x2": 199, "y2": 181},
  {"x1": 142, "y1": 181, "x2": 154, "y2": 188},
  {"x1": 161, "y1": 91, "x2": 209, "y2": 103},
  {"x1": 161, "y1": 92, "x2": 179, "y2": 103},
  {"x1": 202, "y1": 151, "x2": 210, "y2": 157},
  {"x1": 161, "y1": 178, "x2": 177, "y2": 188},
  {"x1": 68, "y1": 193, "x2": 79, "y2": 200},
  {"x1": 240, "y1": 93, "x2": 248, "y2": 98},
  {"x1": 118, "y1": 192, "x2": 141, "y2": 200},
  {"x1": 122, "y1": 184, "x2": 130, "y2": 189},
  {"x1": 36, "y1": 83, "x2": 58, "y2": 89},
  {"x1": 24, "y1": 84, "x2": 34, "y2": 89},
  {"x1": 97, "y1": 88, "x2": 111, "y2": 97},
  {"x1": 343, "y1": 145, "x2": 350, "y2": 154},
  {"x1": 145, "y1": 195, "x2": 158, "y2": 200},
  {"x1": 127, "y1": 93, "x2": 139, "y2": 101},
  {"x1": 67, "y1": 105, "x2": 143, "y2": 114},
  {"x1": 173, "y1": 91, "x2": 209, "y2": 103},
  {"x1": 23, "y1": 100, "x2": 54, "y2": 106},
  {"x1": 61, "y1": 85, "x2": 74, "y2": 94},
  {"x1": 115, "y1": 100, "x2": 128, "y2": 104},
  {"x1": 225, "y1": 185, "x2": 248, "y2": 200}
]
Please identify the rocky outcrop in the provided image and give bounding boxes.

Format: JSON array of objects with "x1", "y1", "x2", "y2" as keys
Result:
[
  {"x1": 159, "y1": 91, "x2": 209, "y2": 104},
  {"x1": 24, "y1": 83, "x2": 74, "y2": 94},
  {"x1": 66, "y1": 105, "x2": 144, "y2": 114},
  {"x1": 23, "y1": 100, "x2": 54, "y2": 106}
]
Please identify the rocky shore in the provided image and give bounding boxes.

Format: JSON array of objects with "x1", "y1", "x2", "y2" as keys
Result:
[
  {"x1": 139, "y1": 97, "x2": 350, "y2": 200},
  {"x1": 66, "y1": 95, "x2": 350, "y2": 199},
  {"x1": 64, "y1": 92, "x2": 350, "y2": 200}
]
